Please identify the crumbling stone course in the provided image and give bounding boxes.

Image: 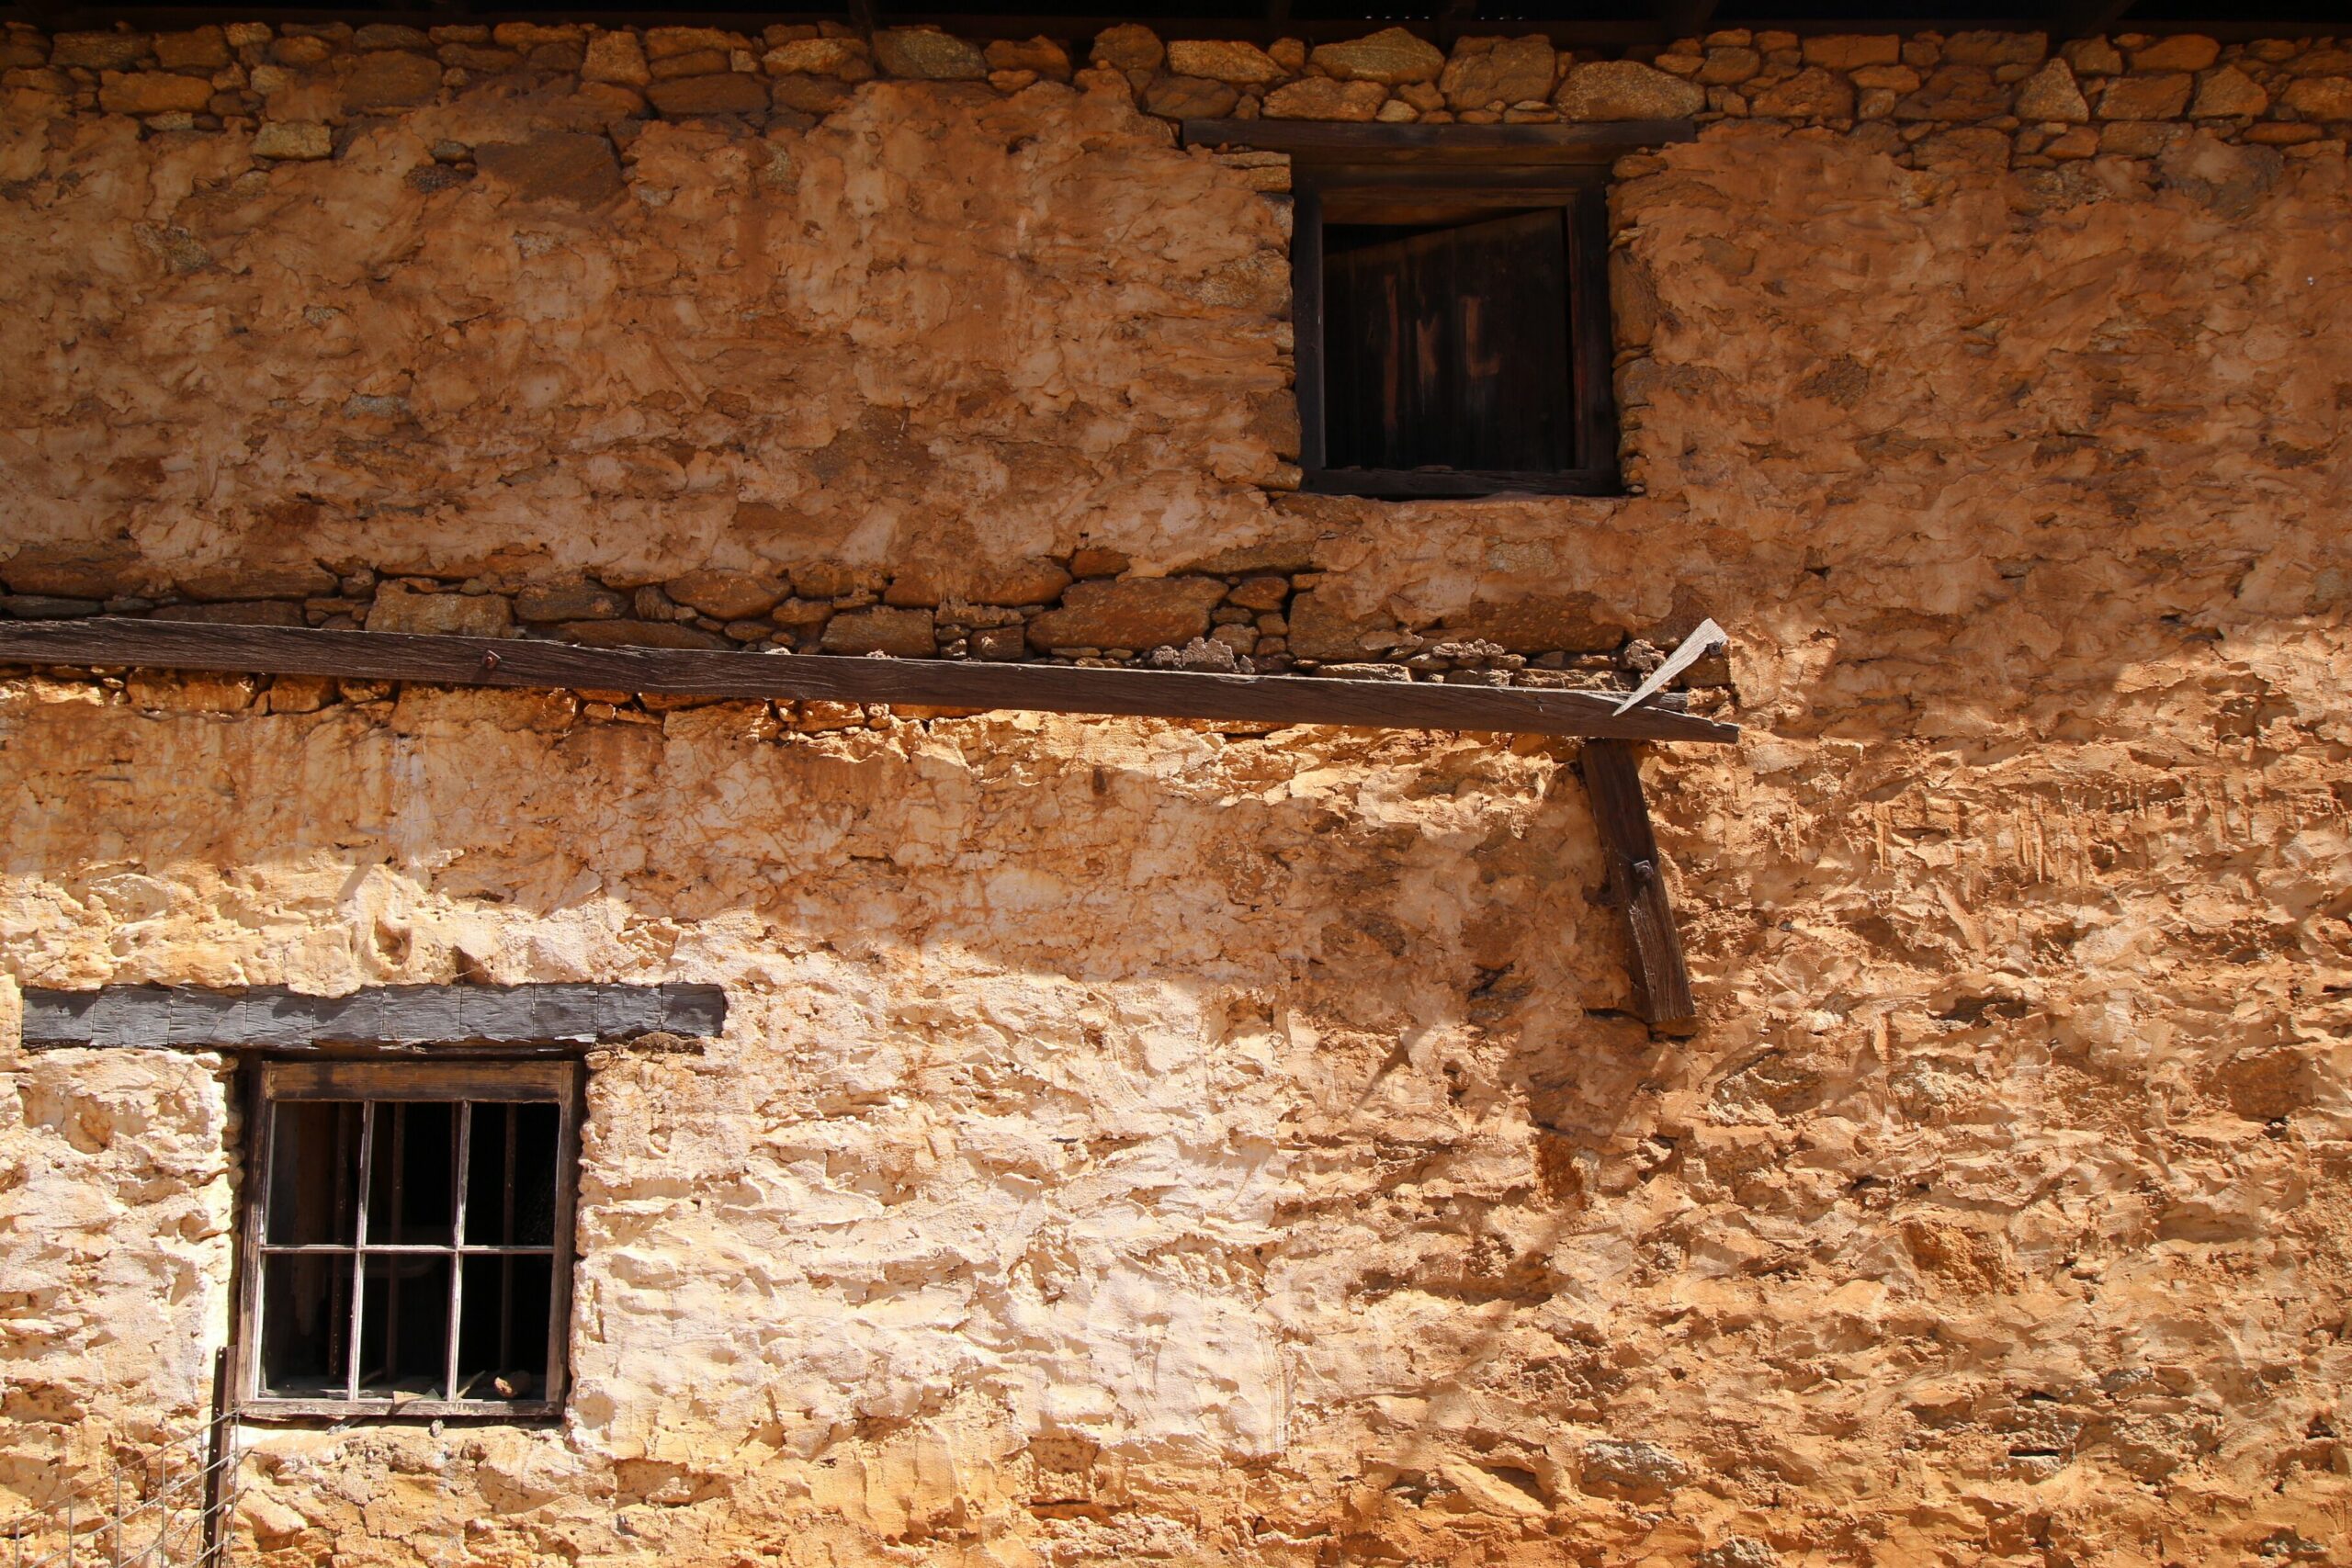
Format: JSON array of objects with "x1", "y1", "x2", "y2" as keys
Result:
[{"x1": 5, "y1": 18, "x2": 2341, "y2": 168}]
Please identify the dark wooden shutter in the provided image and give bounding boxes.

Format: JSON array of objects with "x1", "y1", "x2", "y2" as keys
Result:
[{"x1": 1321, "y1": 208, "x2": 1573, "y2": 475}]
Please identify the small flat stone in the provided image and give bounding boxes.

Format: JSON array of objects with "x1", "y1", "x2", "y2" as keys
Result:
[
  {"x1": 1310, "y1": 27, "x2": 1443, "y2": 85},
  {"x1": 98, "y1": 72, "x2": 215, "y2": 116},
  {"x1": 366, "y1": 584, "x2": 513, "y2": 637},
  {"x1": 772, "y1": 75, "x2": 854, "y2": 113},
  {"x1": 664, "y1": 570, "x2": 787, "y2": 621},
  {"x1": 254, "y1": 121, "x2": 333, "y2": 160},
  {"x1": 2014, "y1": 59, "x2": 2088, "y2": 123},
  {"x1": 516, "y1": 583, "x2": 628, "y2": 622},
  {"x1": 1166, "y1": 39, "x2": 1284, "y2": 85},
  {"x1": 1941, "y1": 30, "x2": 2048, "y2": 66},
  {"x1": 53, "y1": 31, "x2": 152, "y2": 70},
  {"x1": 2279, "y1": 77, "x2": 2352, "y2": 119},
  {"x1": 153, "y1": 28, "x2": 231, "y2": 70},
  {"x1": 2129, "y1": 35, "x2": 2219, "y2": 73},
  {"x1": 2189, "y1": 65, "x2": 2267, "y2": 118},
  {"x1": 985, "y1": 38, "x2": 1070, "y2": 79},
  {"x1": 1024, "y1": 578, "x2": 1227, "y2": 652},
  {"x1": 582, "y1": 30, "x2": 651, "y2": 85},
  {"x1": 1751, "y1": 66, "x2": 1853, "y2": 118},
  {"x1": 1892, "y1": 66, "x2": 2013, "y2": 121},
  {"x1": 1554, "y1": 61, "x2": 1704, "y2": 120},
  {"x1": 821, "y1": 606, "x2": 937, "y2": 657},
  {"x1": 763, "y1": 38, "x2": 872, "y2": 79},
  {"x1": 1439, "y1": 36, "x2": 1555, "y2": 111},
  {"x1": 1089, "y1": 24, "x2": 1163, "y2": 73},
  {"x1": 1227, "y1": 576, "x2": 1290, "y2": 612},
  {"x1": 1263, "y1": 77, "x2": 1387, "y2": 121},
  {"x1": 2097, "y1": 73, "x2": 2191, "y2": 119},
  {"x1": 179, "y1": 561, "x2": 336, "y2": 601},
  {"x1": 644, "y1": 27, "x2": 741, "y2": 58},
  {"x1": 0, "y1": 594, "x2": 103, "y2": 619},
  {"x1": 874, "y1": 28, "x2": 985, "y2": 81},
  {"x1": 1146, "y1": 75, "x2": 1238, "y2": 118}
]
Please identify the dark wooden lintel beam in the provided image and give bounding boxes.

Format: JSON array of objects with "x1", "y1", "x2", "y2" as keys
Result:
[
  {"x1": 1653, "y1": 0, "x2": 1723, "y2": 40},
  {"x1": 1581, "y1": 739, "x2": 1699, "y2": 1031},
  {"x1": 0, "y1": 619, "x2": 1740, "y2": 744},
  {"x1": 2050, "y1": 0, "x2": 2139, "y2": 40}
]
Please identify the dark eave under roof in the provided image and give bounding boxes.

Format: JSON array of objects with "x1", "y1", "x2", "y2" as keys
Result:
[{"x1": 4, "y1": 0, "x2": 2342, "y2": 42}]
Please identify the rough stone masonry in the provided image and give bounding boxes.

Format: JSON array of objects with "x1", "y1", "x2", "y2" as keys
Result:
[{"x1": 2, "y1": 12, "x2": 2349, "y2": 1567}]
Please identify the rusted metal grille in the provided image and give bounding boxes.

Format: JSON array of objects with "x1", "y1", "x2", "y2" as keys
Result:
[{"x1": 0, "y1": 1425, "x2": 243, "y2": 1568}]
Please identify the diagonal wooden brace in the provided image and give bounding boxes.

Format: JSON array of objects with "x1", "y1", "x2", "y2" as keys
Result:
[{"x1": 1581, "y1": 739, "x2": 1697, "y2": 1032}]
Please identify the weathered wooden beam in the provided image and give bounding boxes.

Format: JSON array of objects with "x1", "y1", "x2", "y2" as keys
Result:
[
  {"x1": 1581, "y1": 739, "x2": 1698, "y2": 1030},
  {"x1": 0, "y1": 619, "x2": 1741, "y2": 744},
  {"x1": 1652, "y1": 0, "x2": 1723, "y2": 39},
  {"x1": 2050, "y1": 0, "x2": 2139, "y2": 39},
  {"x1": 1182, "y1": 118, "x2": 1697, "y2": 164},
  {"x1": 18, "y1": 982, "x2": 728, "y2": 1051}
]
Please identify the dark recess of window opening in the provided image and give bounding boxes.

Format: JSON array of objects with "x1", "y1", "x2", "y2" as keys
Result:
[
  {"x1": 1323, "y1": 209, "x2": 1575, "y2": 475},
  {"x1": 243, "y1": 1063, "x2": 577, "y2": 1416}
]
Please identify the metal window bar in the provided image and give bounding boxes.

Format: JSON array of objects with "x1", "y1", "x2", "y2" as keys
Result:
[{"x1": 0, "y1": 1424, "x2": 243, "y2": 1568}]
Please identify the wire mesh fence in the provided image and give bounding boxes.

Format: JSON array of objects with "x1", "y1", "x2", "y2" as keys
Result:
[{"x1": 0, "y1": 1423, "x2": 242, "y2": 1568}]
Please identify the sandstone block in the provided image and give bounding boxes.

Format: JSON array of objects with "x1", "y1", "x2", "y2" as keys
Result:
[
  {"x1": 1024, "y1": 578, "x2": 1226, "y2": 652},
  {"x1": 1555, "y1": 61, "x2": 1705, "y2": 120},
  {"x1": 98, "y1": 72, "x2": 214, "y2": 115},
  {"x1": 1942, "y1": 31, "x2": 2047, "y2": 66},
  {"x1": 1802, "y1": 34, "x2": 1899, "y2": 69},
  {"x1": 1146, "y1": 76, "x2": 1238, "y2": 119},
  {"x1": 822, "y1": 606, "x2": 937, "y2": 657},
  {"x1": 2061, "y1": 37, "x2": 2124, "y2": 75},
  {"x1": 1263, "y1": 77, "x2": 1386, "y2": 121},
  {"x1": 53, "y1": 31, "x2": 150, "y2": 70},
  {"x1": 1442, "y1": 595, "x2": 1626, "y2": 655},
  {"x1": 516, "y1": 584, "x2": 627, "y2": 622},
  {"x1": 646, "y1": 73, "x2": 767, "y2": 116},
  {"x1": 986, "y1": 38, "x2": 1070, "y2": 80},
  {"x1": 1698, "y1": 47, "x2": 1761, "y2": 85},
  {"x1": 154, "y1": 28, "x2": 230, "y2": 70},
  {"x1": 273, "y1": 36, "x2": 334, "y2": 67},
  {"x1": 649, "y1": 50, "x2": 731, "y2": 82},
  {"x1": 2189, "y1": 66, "x2": 2267, "y2": 118},
  {"x1": 1891, "y1": 66, "x2": 2012, "y2": 121},
  {"x1": 1751, "y1": 67, "x2": 1853, "y2": 118},
  {"x1": 2279, "y1": 77, "x2": 2352, "y2": 119},
  {"x1": 1284, "y1": 591, "x2": 1398, "y2": 661},
  {"x1": 1310, "y1": 28, "x2": 1443, "y2": 85},
  {"x1": 178, "y1": 561, "x2": 335, "y2": 601},
  {"x1": 2014, "y1": 60, "x2": 2088, "y2": 123},
  {"x1": 366, "y1": 584, "x2": 512, "y2": 637},
  {"x1": 665, "y1": 570, "x2": 787, "y2": 621},
  {"x1": 970, "y1": 625, "x2": 1024, "y2": 660},
  {"x1": 1439, "y1": 37, "x2": 1555, "y2": 110},
  {"x1": 353, "y1": 24, "x2": 430, "y2": 50},
  {"x1": 645, "y1": 27, "x2": 739, "y2": 59},
  {"x1": 152, "y1": 601, "x2": 306, "y2": 626},
  {"x1": 475, "y1": 131, "x2": 623, "y2": 204},
  {"x1": 343, "y1": 50, "x2": 441, "y2": 110},
  {"x1": 556, "y1": 619, "x2": 729, "y2": 649},
  {"x1": 127, "y1": 671, "x2": 255, "y2": 712},
  {"x1": 263, "y1": 674, "x2": 335, "y2": 714},
  {"x1": 1227, "y1": 575, "x2": 1289, "y2": 612},
  {"x1": 1089, "y1": 24, "x2": 1163, "y2": 73},
  {"x1": 2098, "y1": 73, "x2": 2191, "y2": 119},
  {"x1": 582, "y1": 31, "x2": 650, "y2": 85},
  {"x1": 254, "y1": 120, "x2": 331, "y2": 159},
  {"x1": 772, "y1": 75, "x2": 854, "y2": 114},
  {"x1": 763, "y1": 39, "x2": 872, "y2": 79},
  {"x1": 2130, "y1": 36, "x2": 2220, "y2": 73},
  {"x1": 2, "y1": 543, "x2": 141, "y2": 599},
  {"x1": 876, "y1": 28, "x2": 985, "y2": 81},
  {"x1": 960, "y1": 558, "x2": 1074, "y2": 606},
  {"x1": 1166, "y1": 39, "x2": 1284, "y2": 85}
]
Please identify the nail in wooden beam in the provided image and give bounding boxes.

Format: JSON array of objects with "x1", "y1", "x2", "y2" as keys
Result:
[{"x1": 1581, "y1": 739, "x2": 1697, "y2": 1031}]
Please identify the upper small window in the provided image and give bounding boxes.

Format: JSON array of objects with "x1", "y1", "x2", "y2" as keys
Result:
[
  {"x1": 239, "y1": 1059, "x2": 580, "y2": 1418},
  {"x1": 1293, "y1": 165, "x2": 1618, "y2": 498}
]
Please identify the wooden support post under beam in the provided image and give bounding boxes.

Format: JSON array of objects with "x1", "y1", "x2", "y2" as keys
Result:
[
  {"x1": 0, "y1": 619, "x2": 1740, "y2": 745},
  {"x1": 1581, "y1": 739, "x2": 1699, "y2": 1030}
]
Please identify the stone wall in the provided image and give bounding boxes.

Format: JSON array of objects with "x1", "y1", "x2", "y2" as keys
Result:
[{"x1": 4, "y1": 16, "x2": 2350, "y2": 1568}]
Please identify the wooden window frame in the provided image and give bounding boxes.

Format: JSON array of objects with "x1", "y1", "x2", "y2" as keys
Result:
[
  {"x1": 234, "y1": 1057, "x2": 583, "y2": 1422},
  {"x1": 1292, "y1": 162, "x2": 1620, "y2": 500}
]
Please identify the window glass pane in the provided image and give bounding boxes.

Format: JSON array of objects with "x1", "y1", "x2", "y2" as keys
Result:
[
  {"x1": 356, "y1": 1255, "x2": 452, "y2": 1398},
  {"x1": 266, "y1": 1101, "x2": 362, "y2": 1246},
  {"x1": 465, "y1": 1101, "x2": 562, "y2": 1247},
  {"x1": 259, "y1": 1253, "x2": 352, "y2": 1397},
  {"x1": 364, "y1": 1100, "x2": 457, "y2": 1246},
  {"x1": 457, "y1": 1254, "x2": 554, "y2": 1401}
]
